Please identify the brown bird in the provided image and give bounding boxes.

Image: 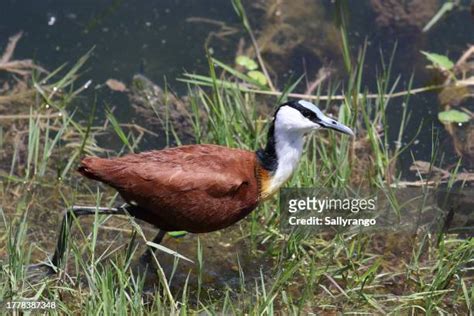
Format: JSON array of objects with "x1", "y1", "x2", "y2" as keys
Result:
[{"x1": 45, "y1": 100, "x2": 354, "y2": 270}]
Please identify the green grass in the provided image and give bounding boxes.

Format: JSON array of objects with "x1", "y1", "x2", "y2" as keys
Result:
[{"x1": 0, "y1": 3, "x2": 473, "y2": 315}]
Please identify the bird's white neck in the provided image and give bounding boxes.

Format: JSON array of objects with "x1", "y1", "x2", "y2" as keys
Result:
[{"x1": 265, "y1": 128, "x2": 305, "y2": 195}]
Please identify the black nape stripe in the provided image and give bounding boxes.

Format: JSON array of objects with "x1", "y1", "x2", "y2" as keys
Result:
[
  {"x1": 256, "y1": 122, "x2": 278, "y2": 172},
  {"x1": 256, "y1": 105, "x2": 282, "y2": 172},
  {"x1": 256, "y1": 101, "x2": 296, "y2": 172}
]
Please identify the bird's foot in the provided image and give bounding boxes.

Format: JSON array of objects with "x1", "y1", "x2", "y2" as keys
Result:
[{"x1": 26, "y1": 262, "x2": 57, "y2": 281}]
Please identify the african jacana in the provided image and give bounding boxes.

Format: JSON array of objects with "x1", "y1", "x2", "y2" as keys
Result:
[{"x1": 44, "y1": 100, "x2": 354, "y2": 271}]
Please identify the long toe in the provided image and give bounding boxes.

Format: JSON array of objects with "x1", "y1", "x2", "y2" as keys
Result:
[{"x1": 26, "y1": 263, "x2": 57, "y2": 281}]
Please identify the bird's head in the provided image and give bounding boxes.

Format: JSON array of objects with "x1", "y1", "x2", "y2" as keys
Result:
[{"x1": 274, "y1": 100, "x2": 354, "y2": 136}]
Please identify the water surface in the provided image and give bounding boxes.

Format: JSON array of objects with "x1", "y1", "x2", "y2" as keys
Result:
[{"x1": 2, "y1": 1, "x2": 473, "y2": 171}]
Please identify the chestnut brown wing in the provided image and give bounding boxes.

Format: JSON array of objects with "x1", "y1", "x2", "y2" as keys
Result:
[{"x1": 78, "y1": 145, "x2": 260, "y2": 232}]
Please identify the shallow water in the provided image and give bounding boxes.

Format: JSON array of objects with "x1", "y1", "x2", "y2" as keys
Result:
[
  {"x1": 2, "y1": 1, "x2": 473, "y2": 169},
  {"x1": 2, "y1": 0, "x2": 474, "y2": 296}
]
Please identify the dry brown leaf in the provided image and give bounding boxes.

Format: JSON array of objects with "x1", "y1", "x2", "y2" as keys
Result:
[
  {"x1": 105, "y1": 79, "x2": 127, "y2": 92},
  {"x1": 409, "y1": 160, "x2": 474, "y2": 183},
  {"x1": 0, "y1": 32, "x2": 47, "y2": 76},
  {"x1": 0, "y1": 31, "x2": 23, "y2": 64}
]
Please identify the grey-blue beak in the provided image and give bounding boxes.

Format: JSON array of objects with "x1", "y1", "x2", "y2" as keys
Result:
[
  {"x1": 317, "y1": 113, "x2": 354, "y2": 136},
  {"x1": 294, "y1": 100, "x2": 354, "y2": 136}
]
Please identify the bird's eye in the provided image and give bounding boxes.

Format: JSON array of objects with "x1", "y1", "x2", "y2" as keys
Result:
[{"x1": 304, "y1": 110, "x2": 314, "y2": 119}]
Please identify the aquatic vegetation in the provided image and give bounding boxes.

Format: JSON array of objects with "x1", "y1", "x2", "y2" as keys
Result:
[
  {"x1": 0, "y1": 2, "x2": 472, "y2": 315},
  {"x1": 421, "y1": 51, "x2": 455, "y2": 71},
  {"x1": 433, "y1": 46, "x2": 474, "y2": 106},
  {"x1": 128, "y1": 74, "x2": 197, "y2": 144},
  {"x1": 438, "y1": 109, "x2": 471, "y2": 123},
  {"x1": 423, "y1": 46, "x2": 474, "y2": 167},
  {"x1": 370, "y1": 0, "x2": 439, "y2": 31},
  {"x1": 423, "y1": 1, "x2": 456, "y2": 32},
  {"x1": 241, "y1": 0, "x2": 341, "y2": 79}
]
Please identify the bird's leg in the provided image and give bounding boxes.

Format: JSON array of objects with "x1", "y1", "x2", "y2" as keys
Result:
[
  {"x1": 137, "y1": 229, "x2": 166, "y2": 268},
  {"x1": 28, "y1": 205, "x2": 127, "y2": 276},
  {"x1": 51, "y1": 205, "x2": 128, "y2": 269}
]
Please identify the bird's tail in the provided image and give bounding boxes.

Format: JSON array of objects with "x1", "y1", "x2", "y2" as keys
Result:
[{"x1": 77, "y1": 156, "x2": 112, "y2": 182}]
